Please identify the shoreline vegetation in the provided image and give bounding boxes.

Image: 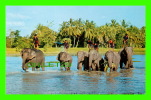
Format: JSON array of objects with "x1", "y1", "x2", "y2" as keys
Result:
[
  {"x1": 7, "y1": 19, "x2": 145, "y2": 53},
  {"x1": 6, "y1": 47, "x2": 145, "y2": 56}
]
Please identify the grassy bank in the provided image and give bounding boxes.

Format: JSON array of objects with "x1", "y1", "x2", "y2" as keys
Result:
[{"x1": 6, "y1": 47, "x2": 145, "y2": 56}]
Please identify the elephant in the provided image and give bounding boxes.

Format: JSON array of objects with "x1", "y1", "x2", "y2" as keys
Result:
[
  {"x1": 88, "y1": 49, "x2": 102, "y2": 71},
  {"x1": 119, "y1": 47, "x2": 133, "y2": 69},
  {"x1": 20, "y1": 48, "x2": 45, "y2": 71},
  {"x1": 57, "y1": 52, "x2": 72, "y2": 71},
  {"x1": 77, "y1": 51, "x2": 89, "y2": 71},
  {"x1": 104, "y1": 51, "x2": 120, "y2": 72}
]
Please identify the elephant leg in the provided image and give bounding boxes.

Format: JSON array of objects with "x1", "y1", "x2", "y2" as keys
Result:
[
  {"x1": 32, "y1": 67, "x2": 35, "y2": 71},
  {"x1": 64, "y1": 63, "x2": 66, "y2": 71},
  {"x1": 129, "y1": 60, "x2": 134, "y2": 68},
  {"x1": 96, "y1": 61, "x2": 100, "y2": 71},
  {"x1": 41, "y1": 59, "x2": 45, "y2": 71},
  {"x1": 92, "y1": 63, "x2": 96, "y2": 71},
  {"x1": 64, "y1": 67, "x2": 67, "y2": 71},
  {"x1": 78, "y1": 62, "x2": 82, "y2": 70},
  {"x1": 120, "y1": 61, "x2": 123, "y2": 69},
  {"x1": 84, "y1": 61, "x2": 89, "y2": 71},
  {"x1": 60, "y1": 62, "x2": 65, "y2": 70},
  {"x1": 124, "y1": 61, "x2": 129, "y2": 69},
  {"x1": 115, "y1": 63, "x2": 119, "y2": 71},
  {"x1": 41, "y1": 62, "x2": 45, "y2": 71},
  {"x1": 41, "y1": 67, "x2": 45, "y2": 71},
  {"x1": 89, "y1": 66, "x2": 91, "y2": 71},
  {"x1": 110, "y1": 67, "x2": 113, "y2": 72}
]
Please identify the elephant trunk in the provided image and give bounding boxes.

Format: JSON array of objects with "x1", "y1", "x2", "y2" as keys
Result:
[
  {"x1": 107, "y1": 58, "x2": 112, "y2": 68},
  {"x1": 22, "y1": 59, "x2": 26, "y2": 70},
  {"x1": 127, "y1": 54, "x2": 133, "y2": 68},
  {"x1": 89, "y1": 55, "x2": 93, "y2": 71},
  {"x1": 21, "y1": 53, "x2": 29, "y2": 71},
  {"x1": 78, "y1": 58, "x2": 81, "y2": 63}
]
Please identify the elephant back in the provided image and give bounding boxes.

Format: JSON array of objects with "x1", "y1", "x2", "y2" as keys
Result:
[{"x1": 58, "y1": 52, "x2": 72, "y2": 62}]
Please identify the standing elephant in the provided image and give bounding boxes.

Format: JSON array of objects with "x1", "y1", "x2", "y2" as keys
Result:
[
  {"x1": 88, "y1": 50, "x2": 102, "y2": 71},
  {"x1": 20, "y1": 48, "x2": 45, "y2": 71},
  {"x1": 57, "y1": 52, "x2": 72, "y2": 71},
  {"x1": 119, "y1": 47, "x2": 133, "y2": 69},
  {"x1": 77, "y1": 51, "x2": 89, "y2": 71},
  {"x1": 104, "y1": 51, "x2": 120, "y2": 72}
]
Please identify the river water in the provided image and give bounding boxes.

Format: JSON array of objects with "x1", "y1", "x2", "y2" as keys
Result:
[{"x1": 6, "y1": 55, "x2": 145, "y2": 94}]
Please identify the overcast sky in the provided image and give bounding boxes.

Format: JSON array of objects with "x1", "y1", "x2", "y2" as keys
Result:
[{"x1": 6, "y1": 6, "x2": 145, "y2": 36}]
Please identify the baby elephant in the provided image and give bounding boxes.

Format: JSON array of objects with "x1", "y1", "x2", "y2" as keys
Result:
[
  {"x1": 57, "y1": 52, "x2": 72, "y2": 71},
  {"x1": 118, "y1": 47, "x2": 133, "y2": 69},
  {"x1": 104, "y1": 51, "x2": 120, "y2": 72},
  {"x1": 77, "y1": 51, "x2": 89, "y2": 71},
  {"x1": 89, "y1": 49, "x2": 102, "y2": 71},
  {"x1": 20, "y1": 48, "x2": 45, "y2": 71}
]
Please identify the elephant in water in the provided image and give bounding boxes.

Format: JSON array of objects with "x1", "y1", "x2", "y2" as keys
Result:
[
  {"x1": 20, "y1": 48, "x2": 45, "y2": 71},
  {"x1": 77, "y1": 51, "x2": 89, "y2": 71},
  {"x1": 57, "y1": 52, "x2": 72, "y2": 71},
  {"x1": 88, "y1": 49, "x2": 102, "y2": 71},
  {"x1": 104, "y1": 50, "x2": 120, "y2": 72},
  {"x1": 119, "y1": 47, "x2": 133, "y2": 69}
]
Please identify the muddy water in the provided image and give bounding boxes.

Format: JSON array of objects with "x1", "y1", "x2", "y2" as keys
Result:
[{"x1": 6, "y1": 55, "x2": 145, "y2": 94}]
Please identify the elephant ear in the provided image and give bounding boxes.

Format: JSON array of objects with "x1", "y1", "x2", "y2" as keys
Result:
[
  {"x1": 57, "y1": 52, "x2": 62, "y2": 61},
  {"x1": 28, "y1": 49, "x2": 36, "y2": 58},
  {"x1": 20, "y1": 49, "x2": 28, "y2": 57}
]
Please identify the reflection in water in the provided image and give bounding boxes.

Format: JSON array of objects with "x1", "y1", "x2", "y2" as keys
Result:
[
  {"x1": 7, "y1": 55, "x2": 145, "y2": 94},
  {"x1": 120, "y1": 69, "x2": 133, "y2": 77},
  {"x1": 21, "y1": 73, "x2": 45, "y2": 94}
]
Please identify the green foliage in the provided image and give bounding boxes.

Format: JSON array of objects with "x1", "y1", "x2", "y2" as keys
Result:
[
  {"x1": 31, "y1": 24, "x2": 57, "y2": 48},
  {"x1": 15, "y1": 37, "x2": 33, "y2": 51},
  {"x1": 6, "y1": 19, "x2": 145, "y2": 50}
]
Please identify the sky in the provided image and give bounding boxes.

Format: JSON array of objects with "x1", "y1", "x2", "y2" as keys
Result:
[{"x1": 6, "y1": 6, "x2": 145, "y2": 36}]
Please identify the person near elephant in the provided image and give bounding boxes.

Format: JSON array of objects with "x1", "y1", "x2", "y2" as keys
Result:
[
  {"x1": 108, "y1": 39, "x2": 114, "y2": 48},
  {"x1": 88, "y1": 49, "x2": 102, "y2": 71},
  {"x1": 93, "y1": 43, "x2": 99, "y2": 51},
  {"x1": 87, "y1": 40, "x2": 93, "y2": 50},
  {"x1": 20, "y1": 48, "x2": 45, "y2": 72},
  {"x1": 77, "y1": 51, "x2": 89, "y2": 71},
  {"x1": 63, "y1": 40, "x2": 69, "y2": 52},
  {"x1": 104, "y1": 50, "x2": 120, "y2": 72},
  {"x1": 33, "y1": 34, "x2": 39, "y2": 49},
  {"x1": 57, "y1": 52, "x2": 72, "y2": 71},
  {"x1": 119, "y1": 47, "x2": 133, "y2": 69},
  {"x1": 123, "y1": 34, "x2": 129, "y2": 47}
]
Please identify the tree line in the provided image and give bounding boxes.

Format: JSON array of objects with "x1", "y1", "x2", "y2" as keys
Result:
[{"x1": 6, "y1": 18, "x2": 145, "y2": 51}]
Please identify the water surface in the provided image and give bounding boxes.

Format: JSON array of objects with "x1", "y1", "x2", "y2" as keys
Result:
[{"x1": 6, "y1": 55, "x2": 145, "y2": 94}]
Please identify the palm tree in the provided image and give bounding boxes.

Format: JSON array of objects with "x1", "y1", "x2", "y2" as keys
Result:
[
  {"x1": 121, "y1": 19, "x2": 129, "y2": 28},
  {"x1": 84, "y1": 20, "x2": 96, "y2": 42}
]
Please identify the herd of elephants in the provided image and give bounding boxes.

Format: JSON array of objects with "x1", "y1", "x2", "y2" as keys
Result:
[{"x1": 20, "y1": 47, "x2": 133, "y2": 72}]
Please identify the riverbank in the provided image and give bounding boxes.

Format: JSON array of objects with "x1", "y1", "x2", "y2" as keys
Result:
[{"x1": 6, "y1": 47, "x2": 145, "y2": 56}]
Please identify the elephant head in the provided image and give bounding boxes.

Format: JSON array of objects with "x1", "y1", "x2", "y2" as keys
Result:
[
  {"x1": 58, "y1": 52, "x2": 70, "y2": 62},
  {"x1": 119, "y1": 47, "x2": 133, "y2": 69},
  {"x1": 57, "y1": 52, "x2": 72, "y2": 71},
  {"x1": 77, "y1": 51, "x2": 89, "y2": 70},
  {"x1": 20, "y1": 48, "x2": 36, "y2": 71},
  {"x1": 104, "y1": 51, "x2": 114, "y2": 69},
  {"x1": 88, "y1": 50, "x2": 101, "y2": 71},
  {"x1": 77, "y1": 51, "x2": 88, "y2": 63}
]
